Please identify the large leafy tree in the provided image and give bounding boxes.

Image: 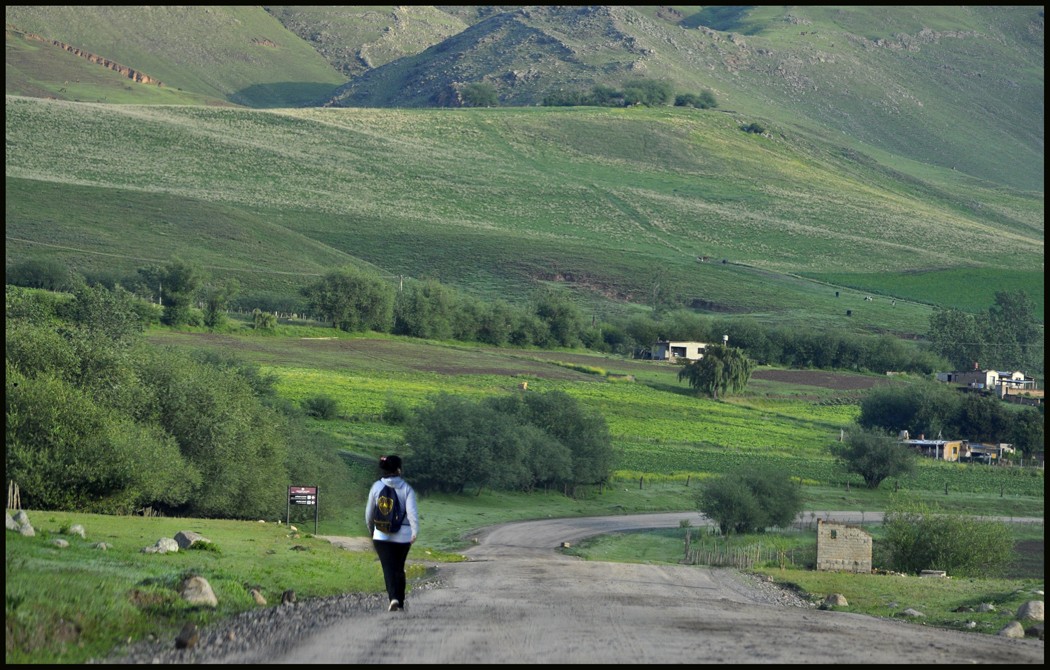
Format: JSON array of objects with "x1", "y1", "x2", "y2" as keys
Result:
[
  {"x1": 135, "y1": 345, "x2": 290, "y2": 518},
  {"x1": 986, "y1": 290, "x2": 1039, "y2": 371},
  {"x1": 393, "y1": 278, "x2": 455, "y2": 340},
  {"x1": 496, "y1": 390, "x2": 613, "y2": 488},
  {"x1": 831, "y1": 426, "x2": 916, "y2": 489},
  {"x1": 928, "y1": 290, "x2": 1040, "y2": 372},
  {"x1": 533, "y1": 288, "x2": 582, "y2": 347},
  {"x1": 137, "y1": 257, "x2": 205, "y2": 326},
  {"x1": 461, "y1": 82, "x2": 498, "y2": 107},
  {"x1": 301, "y1": 266, "x2": 394, "y2": 332},
  {"x1": 697, "y1": 468, "x2": 803, "y2": 535},
  {"x1": 926, "y1": 308, "x2": 983, "y2": 370},
  {"x1": 857, "y1": 382, "x2": 961, "y2": 438},
  {"x1": 677, "y1": 344, "x2": 755, "y2": 399},
  {"x1": 1009, "y1": 409, "x2": 1044, "y2": 459},
  {"x1": 202, "y1": 279, "x2": 239, "y2": 330},
  {"x1": 6, "y1": 361, "x2": 196, "y2": 514},
  {"x1": 404, "y1": 390, "x2": 612, "y2": 494},
  {"x1": 402, "y1": 393, "x2": 500, "y2": 494}
]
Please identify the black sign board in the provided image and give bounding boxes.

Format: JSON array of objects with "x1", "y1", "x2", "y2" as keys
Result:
[
  {"x1": 288, "y1": 486, "x2": 317, "y2": 506},
  {"x1": 287, "y1": 485, "x2": 318, "y2": 533}
]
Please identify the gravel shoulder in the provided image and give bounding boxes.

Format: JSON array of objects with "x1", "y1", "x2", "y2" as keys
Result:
[{"x1": 100, "y1": 512, "x2": 1044, "y2": 665}]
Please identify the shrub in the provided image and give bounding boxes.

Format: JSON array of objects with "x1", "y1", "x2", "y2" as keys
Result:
[
  {"x1": 461, "y1": 82, "x2": 498, "y2": 107},
  {"x1": 381, "y1": 397, "x2": 411, "y2": 425},
  {"x1": 302, "y1": 395, "x2": 340, "y2": 420},
  {"x1": 674, "y1": 91, "x2": 717, "y2": 109},
  {"x1": 882, "y1": 499, "x2": 1013, "y2": 577},
  {"x1": 252, "y1": 308, "x2": 277, "y2": 331}
]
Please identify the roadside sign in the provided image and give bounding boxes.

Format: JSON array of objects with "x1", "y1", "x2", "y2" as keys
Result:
[
  {"x1": 287, "y1": 485, "x2": 318, "y2": 534},
  {"x1": 289, "y1": 486, "x2": 317, "y2": 506}
]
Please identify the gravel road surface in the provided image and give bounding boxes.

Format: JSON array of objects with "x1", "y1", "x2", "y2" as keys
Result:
[{"x1": 104, "y1": 511, "x2": 1044, "y2": 664}]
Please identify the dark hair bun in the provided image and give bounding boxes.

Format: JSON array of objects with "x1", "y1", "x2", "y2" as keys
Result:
[{"x1": 379, "y1": 455, "x2": 402, "y2": 473}]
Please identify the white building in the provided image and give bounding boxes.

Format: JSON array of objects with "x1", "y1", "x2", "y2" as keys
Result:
[{"x1": 651, "y1": 340, "x2": 709, "y2": 362}]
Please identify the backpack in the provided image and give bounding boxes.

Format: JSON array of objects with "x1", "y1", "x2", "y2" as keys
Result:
[{"x1": 372, "y1": 484, "x2": 405, "y2": 533}]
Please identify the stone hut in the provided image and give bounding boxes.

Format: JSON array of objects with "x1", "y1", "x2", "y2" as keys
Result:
[{"x1": 816, "y1": 519, "x2": 871, "y2": 573}]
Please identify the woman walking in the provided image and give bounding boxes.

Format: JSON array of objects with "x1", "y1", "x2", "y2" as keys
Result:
[{"x1": 365, "y1": 454, "x2": 419, "y2": 612}]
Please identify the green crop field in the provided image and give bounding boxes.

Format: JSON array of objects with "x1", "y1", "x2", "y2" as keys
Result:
[{"x1": 147, "y1": 327, "x2": 1044, "y2": 500}]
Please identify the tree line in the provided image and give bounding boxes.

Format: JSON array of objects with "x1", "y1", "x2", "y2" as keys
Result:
[
  {"x1": 6, "y1": 282, "x2": 352, "y2": 519},
  {"x1": 542, "y1": 79, "x2": 717, "y2": 109},
  {"x1": 8, "y1": 258, "x2": 1040, "y2": 380},
  {"x1": 927, "y1": 291, "x2": 1042, "y2": 373},
  {"x1": 435, "y1": 77, "x2": 718, "y2": 109},
  {"x1": 5, "y1": 279, "x2": 616, "y2": 517},
  {"x1": 856, "y1": 382, "x2": 1043, "y2": 459}
]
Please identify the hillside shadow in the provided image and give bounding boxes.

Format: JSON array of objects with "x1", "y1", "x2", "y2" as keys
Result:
[
  {"x1": 681, "y1": 6, "x2": 758, "y2": 34},
  {"x1": 230, "y1": 81, "x2": 344, "y2": 108}
]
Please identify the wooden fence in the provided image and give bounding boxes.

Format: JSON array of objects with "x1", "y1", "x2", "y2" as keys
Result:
[{"x1": 683, "y1": 529, "x2": 809, "y2": 569}]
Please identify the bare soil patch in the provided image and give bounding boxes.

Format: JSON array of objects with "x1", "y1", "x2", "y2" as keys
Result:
[{"x1": 750, "y1": 368, "x2": 894, "y2": 391}]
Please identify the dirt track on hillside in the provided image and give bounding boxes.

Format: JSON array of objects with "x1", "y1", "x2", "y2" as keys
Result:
[{"x1": 238, "y1": 512, "x2": 1043, "y2": 665}]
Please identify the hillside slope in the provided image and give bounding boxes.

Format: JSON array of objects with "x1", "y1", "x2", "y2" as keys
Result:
[
  {"x1": 6, "y1": 97, "x2": 1042, "y2": 334},
  {"x1": 3, "y1": 6, "x2": 1044, "y2": 335},
  {"x1": 6, "y1": 6, "x2": 1043, "y2": 190},
  {"x1": 4, "y1": 6, "x2": 346, "y2": 107},
  {"x1": 323, "y1": 5, "x2": 1044, "y2": 192}
]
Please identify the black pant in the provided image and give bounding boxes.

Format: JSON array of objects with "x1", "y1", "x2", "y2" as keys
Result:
[{"x1": 373, "y1": 539, "x2": 412, "y2": 604}]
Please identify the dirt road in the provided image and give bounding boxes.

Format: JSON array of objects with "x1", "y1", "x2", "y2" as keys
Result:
[{"x1": 243, "y1": 511, "x2": 1042, "y2": 665}]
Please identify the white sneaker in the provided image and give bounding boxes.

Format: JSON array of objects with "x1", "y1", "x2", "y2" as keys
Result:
[{"x1": 388, "y1": 599, "x2": 400, "y2": 612}]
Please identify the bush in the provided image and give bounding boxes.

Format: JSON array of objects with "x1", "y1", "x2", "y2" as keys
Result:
[
  {"x1": 404, "y1": 390, "x2": 612, "y2": 494},
  {"x1": 252, "y1": 308, "x2": 277, "y2": 331},
  {"x1": 382, "y1": 397, "x2": 411, "y2": 425},
  {"x1": 461, "y1": 82, "x2": 498, "y2": 107},
  {"x1": 302, "y1": 395, "x2": 340, "y2": 420},
  {"x1": 882, "y1": 499, "x2": 1013, "y2": 577},
  {"x1": 674, "y1": 90, "x2": 717, "y2": 109}
]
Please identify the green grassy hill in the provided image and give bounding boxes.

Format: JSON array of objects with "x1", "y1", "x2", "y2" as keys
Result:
[
  {"x1": 7, "y1": 6, "x2": 1043, "y2": 189},
  {"x1": 3, "y1": 6, "x2": 1044, "y2": 336},
  {"x1": 5, "y1": 97, "x2": 1043, "y2": 334},
  {"x1": 4, "y1": 6, "x2": 346, "y2": 107},
  {"x1": 323, "y1": 6, "x2": 1045, "y2": 192}
]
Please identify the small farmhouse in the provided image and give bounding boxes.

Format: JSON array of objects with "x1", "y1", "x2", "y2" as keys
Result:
[
  {"x1": 936, "y1": 366, "x2": 1036, "y2": 395},
  {"x1": 651, "y1": 340, "x2": 709, "y2": 362},
  {"x1": 961, "y1": 442, "x2": 1014, "y2": 464},
  {"x1": 899, "y1": 436, "x2": 963, "y2": 462}
]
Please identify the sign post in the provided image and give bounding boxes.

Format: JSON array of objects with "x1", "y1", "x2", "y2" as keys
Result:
[{"x1": 287, "y1": 485, "x2": 318, "y2": 534}]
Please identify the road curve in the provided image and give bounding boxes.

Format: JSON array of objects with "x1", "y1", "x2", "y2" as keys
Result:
[{"x1": 258, "y1": 511, "x2": 1043, "y2": 664}]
